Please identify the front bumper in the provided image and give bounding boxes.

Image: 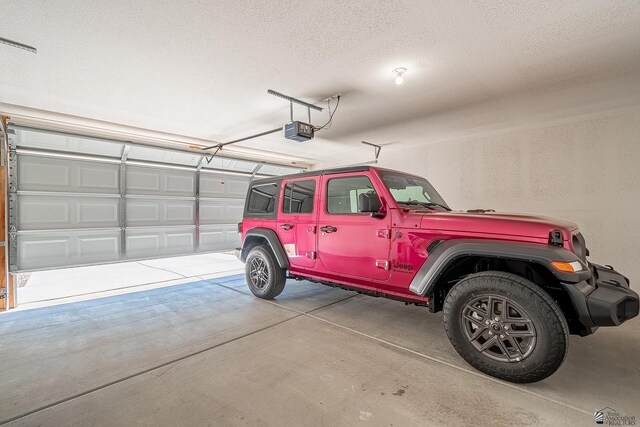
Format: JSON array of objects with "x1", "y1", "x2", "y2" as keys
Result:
[{"x1": 563, "y1": 263, "x2": 639, "y2": 332}]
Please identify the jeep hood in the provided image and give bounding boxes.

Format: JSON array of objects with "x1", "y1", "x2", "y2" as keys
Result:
[{"x1": 417, "y1": 211, "x2": 579, "y2": 241}]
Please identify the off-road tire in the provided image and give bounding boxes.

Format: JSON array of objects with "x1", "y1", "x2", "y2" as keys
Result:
[
  {"x1": 245, "y1": 245, "x2": 286, "y2": 299},
  {"x1": 443, "y1": 271, "x2": 569, "y2": 383}
]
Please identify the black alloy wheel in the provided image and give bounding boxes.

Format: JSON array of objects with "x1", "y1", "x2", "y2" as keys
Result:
[
  {"x1": 244, "y1": 246, "x2": 286, "y2": 299},
  {"x1": 443, "y1": 271, "x2": 569, "y2": 383}
]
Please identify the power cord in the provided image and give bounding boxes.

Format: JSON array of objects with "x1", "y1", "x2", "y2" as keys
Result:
[{"x1": 313, "y1": 95, "x2": 341, "y2": 131}]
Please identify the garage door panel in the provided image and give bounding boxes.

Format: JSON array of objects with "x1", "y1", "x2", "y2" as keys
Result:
[
  {"x1": 200, "y1": 199, "x2": 244, "y2": 225},
  {"x1": 126, "y1": 199, "x2": 195, "y2": 226},
  {"x1": 15, "y1": 128, "x2": 124, "y2": 157},
  {"x1": 200, "y1": 173, "x2": 249, "y2": 198},
  {"x1": 10, "y1": 125, "x2": 293, "y2": 272},
  {"x1": 166, "y1": 174, "x2": 195, "y2": 194},
  {"x1": 125, "y1": 227, "x2": 196, "y2": 258},
  {"x1": 165, "y1": 203, "x2": 194, "y2": 223},
  {"x1": 78, "y1": 200, "x2": 120, "y2": 225},
  {"x1": 127, "y1": 145, "x2": 202, "y2": 166},
  {"x1": 127, "y1": 169, "x2": 160, "y2": 193},
  {"x1": 78, "y1": 236, "x2": 119, "y2": 257},
  {"x1": 18, "y1": 155, "x2": 120, "y2": 194},
  {"x1": 203, "y1": 157, "x2": 259, "y2": 173},
  {"x1": 18, "y1": 197, "x2": 69, "y2": 229},
  {"x1": 259, "y1": 164, "x2": 305, "y2": 176},
  {"x1": 166, "y1": 230, "x2": 195, "y2": 250},
  {"x1": 199, "y1": 224, "x2": 240, "y2": 252},
  {"x1": 19, "y1": 160, "x2": 69, "y2": 189},
  {"x1": 18, "y1": 195, "x2": 120, "y2": 230},
  {"x1": 127, "y1": 202, "x2": 160, "y2": 224},
  {"x1": 126, "y1": 166, "x2": 195, "y2": 196},
  {"x1": 127, "y1": 233, "x2": 160, "y2": 254},
  {"x1": 79, "y1": 166, "x2": 119, "y2": 189},
  {"x1": 17, "y1": 230, "x2": 121, "y2": 270}
]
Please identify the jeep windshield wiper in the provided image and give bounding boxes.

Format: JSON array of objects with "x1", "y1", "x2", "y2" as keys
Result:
[
  {"x1": 422, "y1": 202, "x2": 451, "y2": 211},
  {"x1": 399, "y1": 200, "x2": 451, "y2": 211}
]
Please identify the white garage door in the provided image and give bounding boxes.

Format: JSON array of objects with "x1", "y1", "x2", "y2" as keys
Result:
[{"x1": 8, "y1": 126, "x2": 302, "y2": 271}]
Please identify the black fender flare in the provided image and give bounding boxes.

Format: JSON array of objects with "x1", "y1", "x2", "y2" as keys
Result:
[
  {"x1": 240, "y1": 228, "x2": 290, "y2": 269},
  {"x1": 409, "y1": 239, "x2": 591, "y2": 296}
]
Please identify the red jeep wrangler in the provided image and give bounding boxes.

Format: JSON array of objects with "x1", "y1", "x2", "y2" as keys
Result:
[{"x1": 236, "y1": 166, "x2": 638, "y2": 383}]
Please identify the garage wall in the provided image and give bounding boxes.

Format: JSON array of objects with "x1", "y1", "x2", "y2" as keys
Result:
[{"x1": 373, "y1": 105, "x2": 640, "y2": 289}]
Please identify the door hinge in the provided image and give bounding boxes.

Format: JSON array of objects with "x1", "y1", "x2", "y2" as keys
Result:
[
  {"x1": 377, "y1": 229, "x2": 391, "y2": 239},
  {"x1": 0, "y1": 287, "x2": 6, "y2": 299},
  {"x1": 376, "y1": 260, "x2": 390, "y2": 270}
]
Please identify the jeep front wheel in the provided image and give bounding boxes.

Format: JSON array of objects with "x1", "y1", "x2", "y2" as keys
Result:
[
  {"x1": 245, "y1": 246, "x2": 286, "y2": 299},
  {"x1": 443, "y1": 271, "x2": 569, "y2": 383}
]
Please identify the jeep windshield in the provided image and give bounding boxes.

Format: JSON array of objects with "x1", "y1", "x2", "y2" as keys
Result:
[{"x1": 379, "y1": 171, "x2": 451, "y2": 211}]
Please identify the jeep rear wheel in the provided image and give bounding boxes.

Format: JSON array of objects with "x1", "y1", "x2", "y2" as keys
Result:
[
  {"x1": 245, "y1": 246, "x2": 286, "y2": 299},
  {"x1": 443, "y1": 271, "x2": 569, "y2": 383}
]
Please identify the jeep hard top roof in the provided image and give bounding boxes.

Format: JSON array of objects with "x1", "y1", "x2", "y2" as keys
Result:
[
  {"x1": 252, "y1": 165, "x2": 373, "y2": 184},
  {"x1": 251, "y1": 165, "x2": 428, "y2": 185}
]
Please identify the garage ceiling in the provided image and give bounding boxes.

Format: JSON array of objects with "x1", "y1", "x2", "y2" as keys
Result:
[{"x1": 2, "y1": 1, "x2": 640, "y2": 166}]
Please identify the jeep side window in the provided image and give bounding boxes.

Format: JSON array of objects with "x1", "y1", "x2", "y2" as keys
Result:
[
  {"x1": 326, "y1": 176, "x2": 379, "y2": 214},
  {"x1": 282, "y1": 180, "x2": 316, "y2": 214},
  {"x1": 247, "y1": 182, "x2": 278, "y2": 214}
]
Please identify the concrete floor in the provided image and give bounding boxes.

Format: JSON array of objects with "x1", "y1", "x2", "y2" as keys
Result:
[
  {"x1": 1, "y1": 273, "x2": 639, "y2": 426},
  {"x1": 17, "y1": 253, "x2": 244, "y2": 309}
]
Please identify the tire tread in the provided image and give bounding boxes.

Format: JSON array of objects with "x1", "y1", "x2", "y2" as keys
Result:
[
  {"x1": 245, "y1": 246, "x2": 286, "y2": 299},
  {"x1": 443, "y1": 271, "x2": 569, "y2": 383}
]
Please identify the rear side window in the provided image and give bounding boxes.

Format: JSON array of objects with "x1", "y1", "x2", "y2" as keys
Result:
[
  {"x1": 326, "y1": 176, "x2": 378, "y2": 214},
  {"x1": 247, "y1": 182, "x2": 278, "y2": 215},
  {"x1": 282, "y1": 180, "x2": 316, "y2": 214}
]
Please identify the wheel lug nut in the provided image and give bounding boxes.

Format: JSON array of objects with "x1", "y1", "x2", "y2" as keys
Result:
[
  {"x1": 500, "y1": 334, "x2": 504, "y2": 339},
  {"x1": 494, "y1": 317, "x2": 500, "y2": 322},
  {"x1": 488, "y1": 331, "x2": 493, "y2": 335},
  {"x1": 485, "y1": 320, "x2": 490, "y2": 325},
  {"x1": 504, "y1": 325, "x2": 509, "y2": 330}
]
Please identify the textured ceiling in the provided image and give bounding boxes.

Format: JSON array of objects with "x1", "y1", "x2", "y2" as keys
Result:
[{"x1": 2, "y1": 0, "x2": 640, "y2": 165}]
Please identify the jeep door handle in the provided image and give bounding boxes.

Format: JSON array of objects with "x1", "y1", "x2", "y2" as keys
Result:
[
  {"x1": 320, "y1": 225, "x2": 337, "y2": 233},
  {"x1": 279, "y1": 223, "x2": 293, "y2": 230}
]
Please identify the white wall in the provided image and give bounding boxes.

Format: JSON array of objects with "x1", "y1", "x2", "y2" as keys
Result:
[{"x1": 371, "y1": 106, "x2": 640, "y2": 289}]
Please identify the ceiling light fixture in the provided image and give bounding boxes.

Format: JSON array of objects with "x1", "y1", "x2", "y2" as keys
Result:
[{"x1": 393, "y1": 67, "x2": 406, "y2": 85}]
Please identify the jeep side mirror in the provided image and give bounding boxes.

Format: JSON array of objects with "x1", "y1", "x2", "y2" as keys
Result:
[
  {"x1": 358, "y1": 192, "x2": 386, "y2": 219},
  {"x1": 371, "y1": 196, "x2": 387, "y2": 219}
]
